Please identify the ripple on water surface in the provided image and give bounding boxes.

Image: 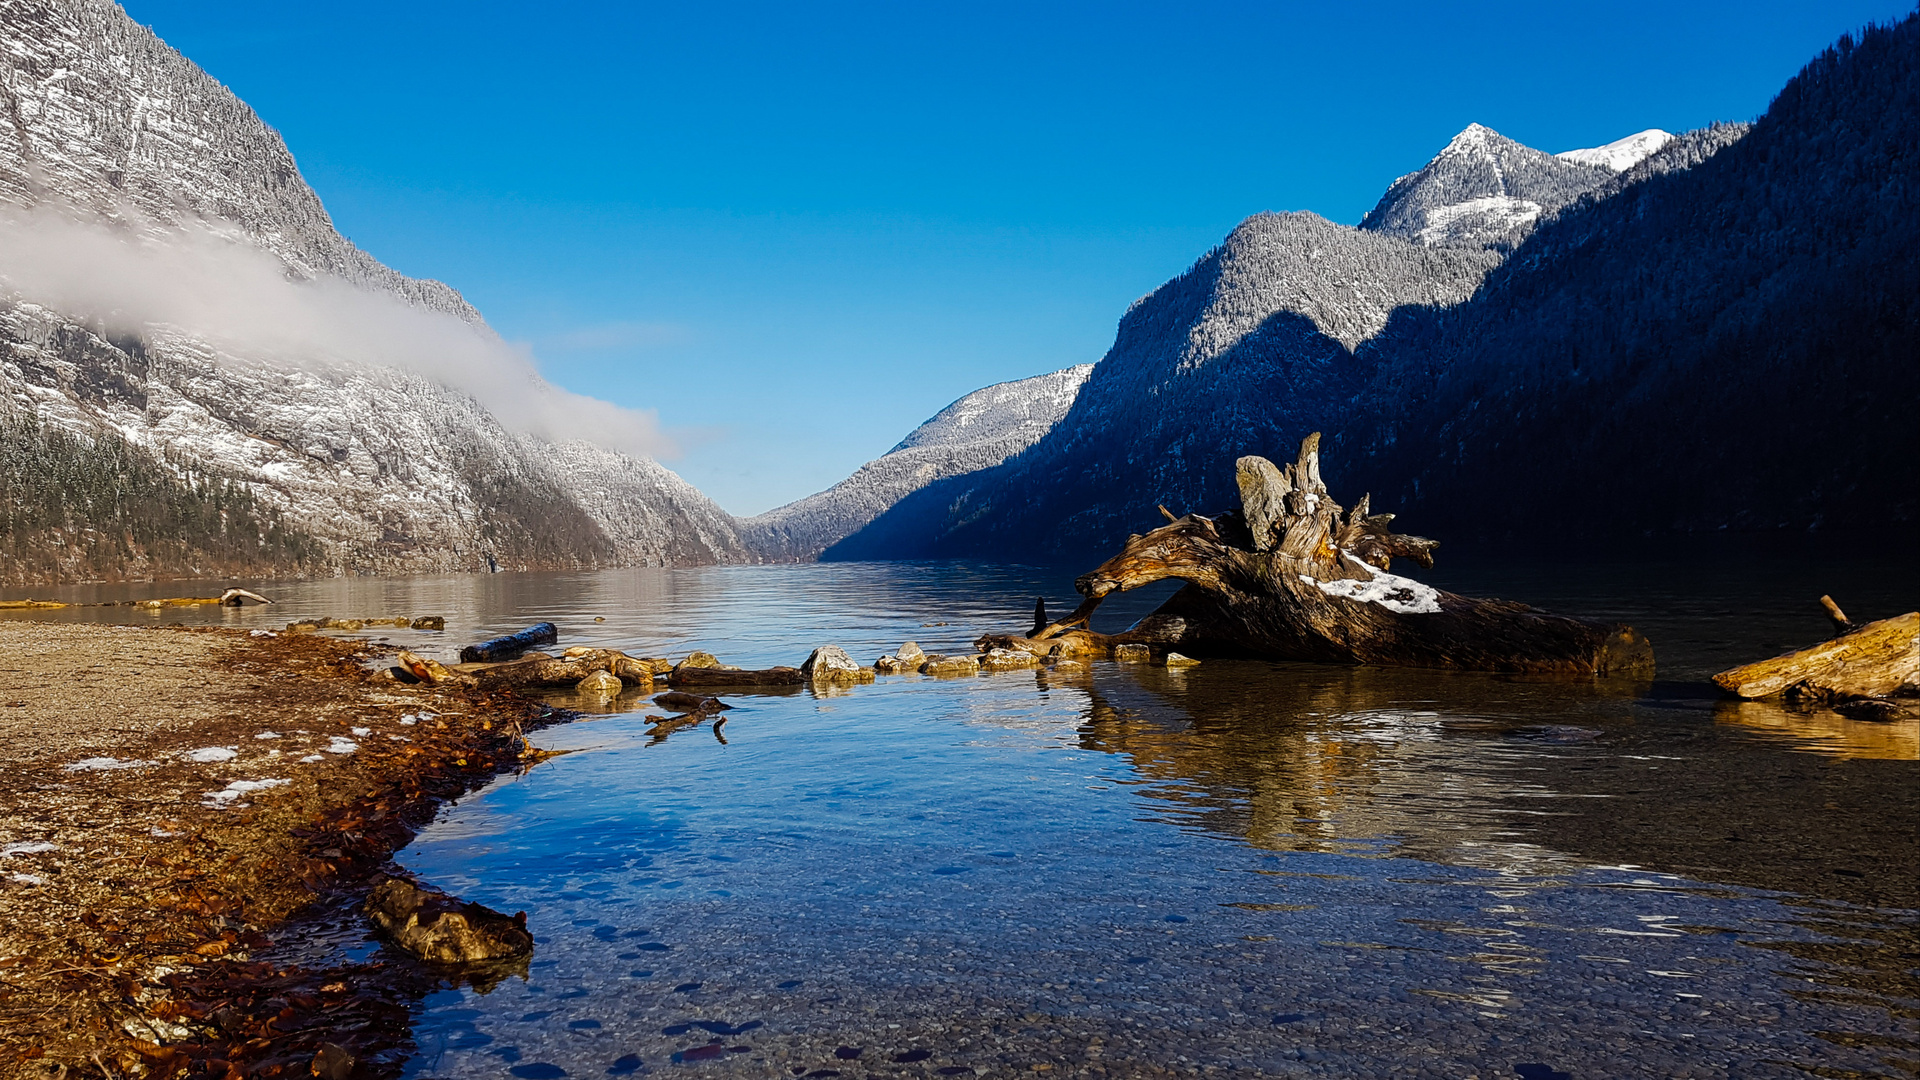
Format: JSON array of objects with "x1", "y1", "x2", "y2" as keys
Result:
[{"x1": 12, "y1": 558, "x2": 1916, "y2": 1076}]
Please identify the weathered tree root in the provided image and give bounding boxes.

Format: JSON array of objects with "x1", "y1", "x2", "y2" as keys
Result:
[{"x1": 1000, "y1": 434, "x2": 1653, "y2": 676}]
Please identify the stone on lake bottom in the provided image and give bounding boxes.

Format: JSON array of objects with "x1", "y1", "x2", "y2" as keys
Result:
[{"x1": 1114, "y1": 643, "x2": 1152, "y2": 663}]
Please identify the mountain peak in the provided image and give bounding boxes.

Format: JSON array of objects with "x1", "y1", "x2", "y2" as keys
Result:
[{"x1": 1359, "y1": 124, "x2": 1615, "y2": 247}]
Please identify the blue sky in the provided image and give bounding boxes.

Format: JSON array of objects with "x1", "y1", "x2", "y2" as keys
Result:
[{"x1": 122, "y1": 0, "x2": 1914, "y2": 515}]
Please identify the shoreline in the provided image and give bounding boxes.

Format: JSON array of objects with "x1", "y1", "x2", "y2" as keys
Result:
[{"x1": 0, "y1": 623, "x2": 571, "y2": 1080}]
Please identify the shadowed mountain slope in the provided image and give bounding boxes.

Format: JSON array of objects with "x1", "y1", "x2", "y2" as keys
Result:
[{"x1": 831, "y1": 15, "x2": 1914, "y2": 564}]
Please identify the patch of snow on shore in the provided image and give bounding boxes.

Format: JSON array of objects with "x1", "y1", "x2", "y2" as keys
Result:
[
  {"x1": 326, "y1": 737, "x2": 358, "y2": 754},
  {"x1": 203, "y1": 778, "x2": 290, "y2": 807},
  {"x1": 185, "y1": 746, "x2": 238, "y2": 763},
  {"x1": 3, "y1": 841, "x2": 59, "y2": 856},
  {"x1": 64, "y1": 756, "x2": 153, "y2": 771}
]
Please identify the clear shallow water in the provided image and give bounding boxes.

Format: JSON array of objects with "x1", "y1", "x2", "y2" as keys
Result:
[{"x1": 7, "y1": 556, "x2": 1918, "y2": 1077}]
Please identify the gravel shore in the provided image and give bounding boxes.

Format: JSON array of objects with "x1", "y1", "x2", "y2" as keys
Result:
[{"x1": 0, "y1": 622, "x2": 563, "y2": 1079}]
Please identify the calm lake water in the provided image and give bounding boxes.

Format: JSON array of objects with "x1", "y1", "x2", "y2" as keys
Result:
[{"x1": 7, "y1": 553, "x2": 1918, "y2": 1078}]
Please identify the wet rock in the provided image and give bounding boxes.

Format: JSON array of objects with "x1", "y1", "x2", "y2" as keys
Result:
[
  {"x1": 803, "y1": 645, "x2": 876, "y2": 685},
  {"x1": 979, "y1": 647, "x2": 1040, "y2": 671},
  {"x1": 653, "y1": 691, "x2": 731, "y2": 715},
  {"x1": 365, "y1": 876, "x2": 533, "y2": 964},
  {"x1": 411, "y1": 615, "x2": 445, "y2": 631},
  {"x1": 311, "y1": 1042, "x2": 356, "y2": 1080},
  {"x1": 919, "y1": 654, "x2": 981, "y2": 677},
  {"x1": 576, "y1": 669, "x2": 623, "y2": 696},
  {"x1": 1114, "y1": 643, "x2": 1152, "y2": 663},
  {"x1": 897, "y1": 641, "x2": 925, "y2": 665},
  {"x1": 874, "y1": 654, "x2": 918, "y2": 674},
  {"x1": 677, "y1": 651, "x2": 723, "y2": 671},
  {"x1": 633, "y1": 656, "x2": 676, "y2": 675},
  {"x1": 1164, "y1": 652, "x2": 1200, "y2": 667}
]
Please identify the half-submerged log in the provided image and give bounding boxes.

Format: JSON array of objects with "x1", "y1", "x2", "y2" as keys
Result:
[
  {"x1": 1713, "y1": 610, "x2": 1920, "y2": 702},
  {"x1": 1020, "y1": 434, "x2": 1653, "y2": 675},
  {"x1": 460, "y1": 623, "x2": 559, "y2": 663},
  {"x1": 668, "y1": 666, "x2": 805, "y2": 687}
]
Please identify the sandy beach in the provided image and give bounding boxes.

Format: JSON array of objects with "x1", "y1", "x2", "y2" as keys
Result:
[{"x1": 0, "y1": 622, "x2": 563, "y2": 1080}]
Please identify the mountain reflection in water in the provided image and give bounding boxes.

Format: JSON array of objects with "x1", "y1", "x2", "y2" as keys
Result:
[{"x1": 5, "y1": 552, "x2": 1915, "y2": 1077}]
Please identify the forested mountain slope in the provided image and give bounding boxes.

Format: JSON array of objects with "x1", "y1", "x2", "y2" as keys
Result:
[
  {"x1": 1337, "y1": 16, "x2": 1920, "y2": 541},
  {"x1": 830, "y1": 16, "x2": 1913, "y2": 563}
]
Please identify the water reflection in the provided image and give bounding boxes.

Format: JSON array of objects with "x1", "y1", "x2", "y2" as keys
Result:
[{"x1": 8, "y1": 557, "x2": 1917, "y2": 1076}]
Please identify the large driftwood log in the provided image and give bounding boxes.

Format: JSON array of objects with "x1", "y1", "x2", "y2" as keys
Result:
[
  {"x1": 1014, "y1": 434, "x2": 1652, "y2": 676},
  {"x1": 1713, "y1": 611, "x2": 1920, "y2": 701}
]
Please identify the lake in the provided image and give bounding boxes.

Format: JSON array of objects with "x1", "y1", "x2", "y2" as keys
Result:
[{"x1": 5, "y1": 552, "x2": 1916, "y2": 1078}]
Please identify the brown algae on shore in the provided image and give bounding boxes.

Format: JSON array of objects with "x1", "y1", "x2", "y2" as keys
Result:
[{"x1": 0, "y1": 622, "x2": 569, "y2": 1079}]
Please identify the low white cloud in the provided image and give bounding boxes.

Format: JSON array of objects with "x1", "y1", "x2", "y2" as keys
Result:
[{"x1": 0, "y1": 208, "x2": 675, "y2": 459}]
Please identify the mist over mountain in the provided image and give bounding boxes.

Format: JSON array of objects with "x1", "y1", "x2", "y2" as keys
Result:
[
  {"x1": 827, "y1": 13, "x2": 1917, "y2": 564},
  {"x1": 0, "y1": 0, "x2": 742, "y2": 582}
]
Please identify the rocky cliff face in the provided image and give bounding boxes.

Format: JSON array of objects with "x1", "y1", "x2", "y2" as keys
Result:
[
  {"x1": 743, "y1": 365, "x2": 1094, "y2": 561},
  {"x1": 0, "y1": 0, "x2": 749, "y2": 581}
]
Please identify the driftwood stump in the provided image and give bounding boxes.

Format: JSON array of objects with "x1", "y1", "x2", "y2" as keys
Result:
[
  {"x1": 1713, "y1": 609, "x2": 1919, "y2": 703},
  {"x1": 1002, "y1": 434, "x2": 1652, "y2": 676}
]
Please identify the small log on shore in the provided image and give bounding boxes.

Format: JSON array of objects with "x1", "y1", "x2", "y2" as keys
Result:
[
  {"x1": 460, "y1": 623, "x2": 559, "y2": 664},
  {"x1": 668, "y1": 666, "x2": 805, "y2": 688},
  {"x1": 1008, "y1": 434, "x2": 1652, "y2": 676},
  {"x1": 1712, "y1": 610, "x2": 1920, "y2": 701}
]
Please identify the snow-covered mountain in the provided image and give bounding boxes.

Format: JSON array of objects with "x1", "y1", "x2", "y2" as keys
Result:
[
  {"x1": 826, "y1": 109, "x2": 1791, "y2": 561},
  {"x1": 1556, "y1": 128, "x2": 1673, "y2": 172},
  {"x1": 0, "y1": 0, "x2": 750, "y2": 579},
  {"x1": 1358, "y1": 123, "x2": 1617, "y2": 248},
  {"x1": 742, "y1": 364, "x2": 1093, "y2": 561}
]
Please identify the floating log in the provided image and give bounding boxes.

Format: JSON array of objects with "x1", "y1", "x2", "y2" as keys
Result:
[
  {"x1": 1712, "y1": 610, "x2": 1920, "y2": 701},
  {"x1": 668, "y1": 666, "x2": 804, "y2": 687},
  {"x1": 1013, "y1": 434, "x2": 1653, "y2": 676},
  {"x1": 460, "y1": 623, "x2": 559, "y2": 663}
]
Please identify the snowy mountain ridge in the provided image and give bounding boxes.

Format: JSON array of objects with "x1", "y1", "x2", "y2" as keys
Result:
[
  {"x1": 1556, "y1": 129, "x2": 1673, "y2": 172},
  {"x1": 742, "y1": 364, "x2": 1094, "y2": 562}
]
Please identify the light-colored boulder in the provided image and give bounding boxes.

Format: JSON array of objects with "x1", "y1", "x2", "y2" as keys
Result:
[
  {"x1": 919, "y1": 653, "x2": 981, "y2": 677},
  {"x1": 979, "y1": 647, "x2": 1040, "y2": 671},
  {"x1": 1164, "y1": 652, "x2": 1201, "y2": 668},
  {"x1": 576, "y1": 669, "x2": 623, "y2": 695},
  {"x1": 802, "y1": 645, "x2": 876, "y2": 684}
]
